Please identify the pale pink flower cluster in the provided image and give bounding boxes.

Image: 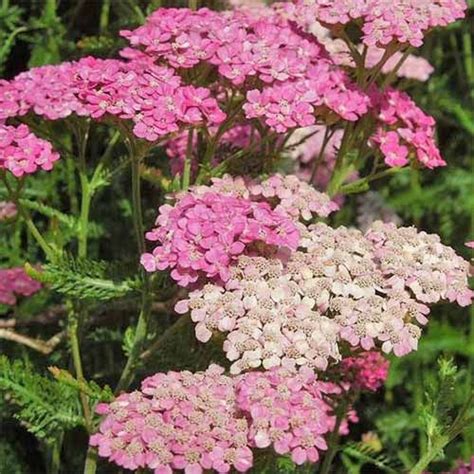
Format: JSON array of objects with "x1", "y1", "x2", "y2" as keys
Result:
[
  {"x1": 292, "y1": 0, "x2": 467, "y2": 47},
  {"x1": 0, "y1": 123, "x2": 59, "y2": 177},
  {"x1": 249, "y1": 174, "x2": 339, "y2": 220},
  {"x1": 340, "y1": 351, "x2": 389, "y2": 392},
  {"x1": 1, "y1": 57, "x2": 225, "y2": 145},
  {"x1": 370, "y1": 89, "x2": 445, "y2": 169},
  {"x1": 235, "y1": 367, "x2": 339, "y2": 465},
  {"x1": 175, "y1": 221, "x2": 472, "y2": 371},
  {"x1": 121, "y1": 7, "x2": 370, "y2": 132},
  {"x1": 0, "y1": 267, "x2": 42, "y2": 305},
  {"x1": 0, "y1": 201, "x2": 17, "y2": 221},
  {"x1": 195, "y1": 173, "x2": 339, "y2": 222},
  {"x1": 90, "y1": 365, "x2": 253, "y2": 474},
  {"x1": 140, "y1": 189, "x2": 300, "y2": 286},
  {"x1": 366, "y1": 221, "x2": 473, "y2": 306}
]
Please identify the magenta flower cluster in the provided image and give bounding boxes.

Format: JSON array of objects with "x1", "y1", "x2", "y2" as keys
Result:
[
  {"x1": 370, "y1": 89, "x2": 446, "y2": 169},
  {"x1": 140, "y1": 189, "x2": 300, "y2": 286},
  {"x1": 0, "y1": 123, "x2": 59, "y2": 177},
  {"x1": 90, "y1": 365, "x2": 253, "y2": 474},
  {"x1": 0, "y1": 267, "x2": 42, "y2": 306},
  {"x1": 121, "y1": 6, "x2": 370, "y2": 132},
  {"x1": 0, "y1": 57, "x2": 225, "y2": 145},
  {"x1": 340, "y1": 351, "x2": 390, "y2": 392},
  {"x1": 293, "y1": 0, "x2": 467, "y2": 47}
]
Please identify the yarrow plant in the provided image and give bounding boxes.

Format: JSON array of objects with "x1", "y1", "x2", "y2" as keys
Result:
[{"x1": 0, "y1": 1, "x2": 471, "y2": 474}]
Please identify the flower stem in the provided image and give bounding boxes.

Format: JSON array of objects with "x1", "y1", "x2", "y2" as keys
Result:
[
  {"x1": 115, "y1": 152, "x2": 152, "y2": 394},
  {"x1": 318, "y1": 400, "x2": 348, "y2": 474}
]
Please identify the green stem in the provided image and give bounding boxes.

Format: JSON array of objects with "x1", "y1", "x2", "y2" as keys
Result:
[
  {"x1": 1, "y1": 174, "x2": 55, "y2": 260},
  {"x1": 409, "y1": 436, "x2": 449, "y2": 474},
  {"x1": 182, "y1": 128, "x2": 194, "y2": 190},
  {"x1": 310, "y1": 127, "x2": 334, "y2": 183},
  {"x1": 67, "y1": 306, "x2": 92, "y2": 430},
  {"x1": 83, "y1": 447, "x2": 98, "y2": 474},
  {"x1": 99, "y1": 0, "x2": 111, "y2": 32},
  {"x1": 326, "y1": 123, "x2": 355, "y2": 196},
  {"x1": 380, "y1": 47, "x2": 413, "y2": 89},
  {"x1": 114, "y1": 151, "x2": 152, "y2": 394},
  {"x1": 66, "y1": 157, "x2": 79, "y2": 215},
  {"x1": 78, "y1": 175, "x2": 91, "y2": 259},
  {"x1": 319, "y1": 399, "x2": 349, "y2": 474}
]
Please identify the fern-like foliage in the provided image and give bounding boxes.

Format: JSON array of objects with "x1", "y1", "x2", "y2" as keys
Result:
[
  {"x1": 26, "y1": 255, "x2": 138, "y2": 301},
  {"x1": 0, "y1": 356, "x2": 84, "y2": 443},
  {"x1": 342, "y1": 441, "x2": 404, "y2": 474}
]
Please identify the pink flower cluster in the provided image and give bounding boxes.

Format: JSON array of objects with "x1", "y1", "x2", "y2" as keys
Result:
[
  {"x1": 196, "y1": 173, "x2": 339, "y2": 221},
  {"x1": 447, "y1": 457, "x2": 474, "y2": 474},
  {"x1": 122, "y1": 6, "x2": 370, "y2": 132},
  {"x1": 90, "y1": 365, "x2": 253, "y2": 474},
  {"x1": 281, "y1": 6, "x2": 435, "y2": 83},
  {"x1": 243, "y1": 69, "x2": 369, "y2": 132},
  {"x1": 235, "y1": 367, "x2": 339, "y2": 465},
  {"x1": 0, "y1": 123, "x2": 59, "y2": 177},
  {"x1": 366, "y1": 221, "x2": 473, "y2": 306},
  {"x1": 370, "y1": 89, "x2": 445, "y2": 169},
  {"x1": 175, "y1": 221, "x2": 472, "y2": 372},
  {"x1": 1, "y1": 57, "x2": 225, "y2": 146},
  {"x1": 141, "y1": 189, "x2": 299, "y2": 286},
  {"x1": 292, "y1": 0, "x2": 467, "y2": 47},
  {"x1": 0, "y1": 201, "x2": 17, "y2": 221},
  {"x1": 91, "y1": 364, "x2": 358, "y2": 472},
  {"x1": 340, "y1": 351, "x2": 389, "y2": 392},
  {"x1": 249, "y1": 173, "x2": 339, "y2": 220},
  {"x1": 0, "y1": 267, "x2": 42, "y2": 306}
]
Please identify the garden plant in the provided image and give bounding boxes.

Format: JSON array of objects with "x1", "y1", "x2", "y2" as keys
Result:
[{"x1": 0, "y1": 0, "x2": 473, "y2": 473}]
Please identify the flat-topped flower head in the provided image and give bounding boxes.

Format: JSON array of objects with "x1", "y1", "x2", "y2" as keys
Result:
[
  {"x1": 90, "y1": 365, "x2": 253, "y2": 474},
  {"x1": 141, "y1": 187, "x2": 300, "y2": 287},
  {"x1": 292, "y1": 0, "x2": 467, "y2": 48},
  {"x1": 0, "y1": 267, "x2": 42, "y2": 306},
  {"x1": 176, "y1": 221, "x2": 472, "y2": 369},
  {"x1": 0, "y1": 123, "x2": 60, "y2": 177},
  {"x1": 1, "y1": 57, "x2": 225, "y2": 146},
  {"x1": 235, "y1": 367, "x2": 341, "y2": 465},
  {"x1": 366, "y1": 221, "x2": 473, "y2": 306},
  {"x1": 121, "y1": 5, "x2": 370, "y2": 132}
]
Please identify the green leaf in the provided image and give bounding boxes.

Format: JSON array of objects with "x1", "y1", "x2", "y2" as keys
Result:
[
  {"x1": 342, "y1": 442, "x2": 404, "y2": 473},
  {"x1": 48, "y1": 367, "x2": 114, "y2": 403},
  {"x1": 25, "y1": 256, "x2": 137, "y2": 301},
  {"x1": 0, "y1": 356, "x2": 84, "y2": 443}
]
